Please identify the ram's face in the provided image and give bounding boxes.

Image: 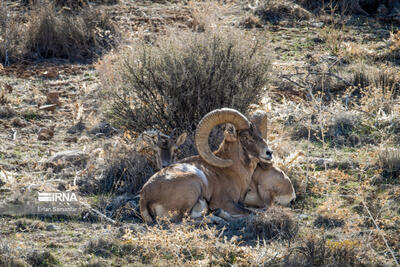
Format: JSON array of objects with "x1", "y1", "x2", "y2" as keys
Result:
[{"x1": 239, "y1": 124, "x2": 273, "y2": 163}]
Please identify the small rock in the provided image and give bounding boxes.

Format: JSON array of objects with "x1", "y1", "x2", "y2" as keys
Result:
[
  {"x1": 46, "y1": 92, "x2": 61, "y2": 106},
  {"x1": 46, "y1": 224, "x2": 59, "y2": 231},
  {"x1": 0, "y1": 172, "x2": 5, "y2": 188},
  {"x1": 89, "y1": 121, "x2": 118, "y2": 138},
  {"x1": 38, "y1": 104, "x2": 57, "y2": 112},
  {"x1": 64, "y1": 136, "x2": 78, "y2": 143},
  {"x1": 312, "y1": 22, "x2": 324, "y2": 28},
  {"x1": 46, "y1": 150, "x2": 88, "y2": 168},
  {"x1": 0, "y1": 106, "x2": 15, "y2": 119},
  {"x1": 38, "y1": 127, "x2": 55, "y2": 141},
  {"x1": 297, "y1": 214, "x2": 309, "y2": 220},
  {"x1": 12, "y1": 117, "x2": 27, "y2": 127},
  {"x1": 312, "y1": 37, "x2": 323, "y2": 43},
  {"x1": 67, "y1": 120, "x2": 86, "y2": 135},
  {"x1": 128, "y1": 223, "x2": 146, "y2": 233}
]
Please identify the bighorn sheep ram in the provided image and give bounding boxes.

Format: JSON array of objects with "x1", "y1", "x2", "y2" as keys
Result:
[{"x1": 139, "y1": 108, "x2": 272, "y2": 222}]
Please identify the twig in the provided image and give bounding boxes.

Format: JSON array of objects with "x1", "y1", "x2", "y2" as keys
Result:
[
  {"x1": 281, "y1": 75, "x2": 307, "y2": 89},
  {"x1": 79, "y1": 201, "x2": 117, "y2": 225},
  {"x1": 280, "y1": 71, "x2": 360, "y2": 90},
  {"x1": 11, "y1": 128, "x2": 17, "y2": 140},
  {"x1": 361, "y1": 199, "x2": 400, "y2": 267}
]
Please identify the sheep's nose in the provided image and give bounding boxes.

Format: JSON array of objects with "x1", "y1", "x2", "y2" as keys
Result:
[
  {"x1": 290, "y1": 199, "x2": 296, "y2": 206},
  {"x1": 266, "y1": 150, "x2": 273, "y2": 158}
]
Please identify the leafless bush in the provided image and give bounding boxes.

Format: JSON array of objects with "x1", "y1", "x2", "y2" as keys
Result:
[
  {"x1": 26, "y1": 3, "x2": 118, "y2": 61},
  {"x1": 105, "y1": 29, "x2": 270, "y2": 134},
  {"x1": 314, "y1": 215, "x2": 345, "y2": 229},
  {"x1": 0, "y1": 9, "x2": 25, "y2": 64},
  {"x1": 0, "y1": 1, "x2": 118, "y2": 64},
  {"x1": 246, "y1": 208, "x2": 298, "y2": 241}
]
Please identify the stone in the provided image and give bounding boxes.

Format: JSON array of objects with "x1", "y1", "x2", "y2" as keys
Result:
[
  {"x1": 12, "y1": 117, "x2": 27, "y2": 127},
  {"x1": 46, "y1": 224, "x2": 59, "y2": 231},
  {"x1": 38, "y1": 127, "x2": 55, "y2": 141},
  {"x1": 67, "y1": 120, "x2": 86, "y2": 135},
  {"x1": 64, "y1": 136, "x2": 78, "y2": 143},
  {"x1": 46, "y1": 92, "x2": 61, "y2": 106},
  {"x1": 312, "y1": 22, "x2": 324, "y2": 28},
  {"x1": 46, "y1": 150, "x2": 88, "y2": 168},
  {"x1": 88, "y1": 121, "x2": 118, "y2": 138}
]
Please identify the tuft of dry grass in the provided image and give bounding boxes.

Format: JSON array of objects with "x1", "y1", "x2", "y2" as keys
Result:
[
  {"x1": 0, "y1": 106, "x2": 16, "y2": 119},
  {"x1": 253, "y1": 0, "x2": 313, "y2": 25},
  {"x1": 26, "y1": 250, "x2": 59, "y2": 267},
  {"x1": 378, "y1": 147, "x2": 400, "y2": 182},
  {"x1": 285, "y1": 234, "x2": 366, "y2": 266},
  {"x1": 0, "y1": 1, "x2": 119, "y2": 64},
  {"x1": 99, "y1": 149, "x2": 154, "y2": 195},
  {"x1": 26, "y1": 2, "x2": 118, "y2": 61},
  {"x1": 222, "y1": 207, "x2": 298, "y2": 245},
  {"x1": 0, "y1": 241, "x2": 28, "y2": 267}
]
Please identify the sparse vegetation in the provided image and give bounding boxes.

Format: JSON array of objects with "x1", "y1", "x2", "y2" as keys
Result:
[{"x1": 1, "y1": 0, "x2": 400, "y2": 265}]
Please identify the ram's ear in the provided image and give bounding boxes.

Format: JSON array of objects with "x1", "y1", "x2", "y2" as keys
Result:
[
  {"x1": 175, "y1": 132, "x2": 187, "y2": 147},
  {"x1": 224, "y1": 123, "x2": 237, "y2": 142}
]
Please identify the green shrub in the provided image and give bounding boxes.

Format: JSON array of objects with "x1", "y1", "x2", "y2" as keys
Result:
[{"x1": 105, "y1": 29, "x2": 270, "y2": 133}]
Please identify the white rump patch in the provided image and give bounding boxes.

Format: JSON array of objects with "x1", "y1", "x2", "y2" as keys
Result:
[{"x1": 173, "y1": 163, "x2": 208, "y2": 186}]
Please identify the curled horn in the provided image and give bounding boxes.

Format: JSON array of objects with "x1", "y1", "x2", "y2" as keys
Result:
[{"x1": 195, "y1": 108, "x2": 250, "y2": 168}]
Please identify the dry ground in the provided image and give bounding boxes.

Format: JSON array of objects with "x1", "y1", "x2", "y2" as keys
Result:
[{"x1": 1, "y1": 0, "x2": 400, "y2": 266}]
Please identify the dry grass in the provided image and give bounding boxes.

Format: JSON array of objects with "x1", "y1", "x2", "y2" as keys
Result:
[
  {"x1": 252, "y1": 0, "x2": 313, "y2": 25},
  {"x1": 378, "y1": 147, "x2": 400, "y2": 182},
  {"x1": 223, "y1": 207, "x2": 299, "y2": 245},
  {"x1": 0, "y1": 1, "x2": 118, "y2": 64},
  {"x1": 1, "y1": 0, "x2": 400, "y2": 266},
  {"x1": 99, "y1": 149, "x2": 155, "y2": 195}
]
